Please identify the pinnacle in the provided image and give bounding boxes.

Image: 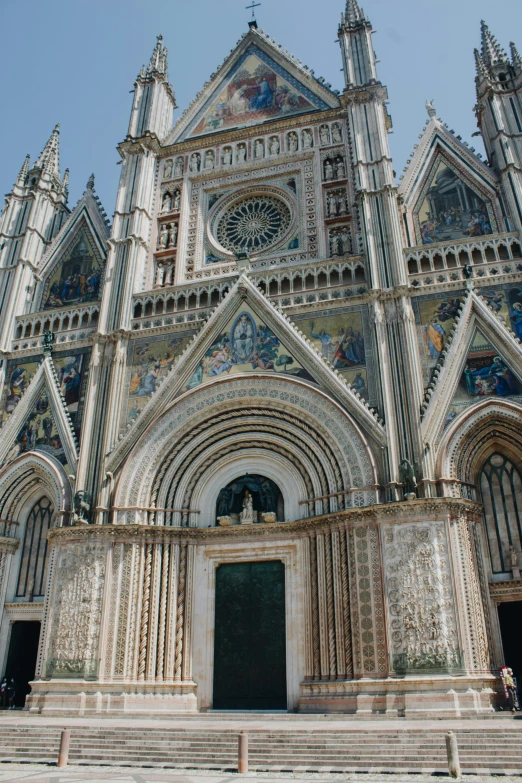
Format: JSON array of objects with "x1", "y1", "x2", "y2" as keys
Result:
[
  {"x1": 61, "y1": 168, "x2": 69, "y2": 196},
  {"x1": 344, "y1": 0, "x2": 365, "y2": 25},
  {"x1": 474, "y1": 48, "x2": 489, "y2": 82},
  {"x1": 146, "y1": 34, "x2": 168, "y2": 79},
  {"x1": 15, "y1": 154, "x2": 30, "y2": 187},
  {"x1": 35, "y1": 124, "x2": 61, "y2": 179},
  {"x1": 86, "y1": 173, "x2": 95, "y2": 191},
  {"x1": 480, "y1": 20, "x2": 508, "y2": 67},
  {"x1": 511, "y1": 41, "x2": 522, "y2": 69}
]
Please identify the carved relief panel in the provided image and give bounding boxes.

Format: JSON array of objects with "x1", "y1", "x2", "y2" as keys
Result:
[{"x1": 382, "y1": 522, "x2": 461, "y2": 674}]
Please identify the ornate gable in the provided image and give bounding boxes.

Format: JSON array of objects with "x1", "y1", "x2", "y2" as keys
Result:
[
  {"x1": 168, "y1": 30, "x2": 339, "y2": 144},
  {"x1": 399, "y1": 115, "x2": 502, "y2": 247}
]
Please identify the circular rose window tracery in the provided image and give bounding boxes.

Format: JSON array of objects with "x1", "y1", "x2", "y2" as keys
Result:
[{"x1": 216, "y1": 195, "x2": 291, "y2": 254}]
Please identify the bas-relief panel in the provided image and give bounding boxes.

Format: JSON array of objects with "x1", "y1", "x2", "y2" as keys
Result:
[
  {"x1": 292, "y1": 307, "x2": 372, "y2": 403},
  {"x1": 445, "y1": 329, "x2": 522, "y2": 429},
  {"x1": 186, "y1": 307, "x2": 313, "y2": 391},
  {"x1": 382, "y1": 522, "x2": 461, "y2": 674},
  {"x1": 416, "y1": 160, "x2": 495, "y2": 245},
  {"x1": 41, "y1": 231, "x2": 103, "y2": 310},
  {"x1": 0, "y1": 349, "x2": 90, "y2": 466},
  {"x1": 184, "y1": 46, "x2": 327, "y2": 140},
  {"x1": 121, "y1": 331, "x2": 195, "y2": 428}
]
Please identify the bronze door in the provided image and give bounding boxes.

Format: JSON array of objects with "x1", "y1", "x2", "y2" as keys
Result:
[{"x1": 213, "y1": 560, "x2": 287, "y2": 710}]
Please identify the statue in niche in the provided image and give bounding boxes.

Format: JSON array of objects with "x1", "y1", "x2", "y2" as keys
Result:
[
  {"x1": 158, "y1": 224, "x2": 169, "y2": 249},
  {"x1": 269, "y1": 136, "x2": 280, "y2": 155},
  {"x1": 236, "y1": 143, "x2": 246, "y2": 163},
  {"x1": 331, "y1": 123, "x2": 342, "y2": 143},
  {"x1": 155, "y1": 263, "x2": 165, "y2": 287},
  {"x1": 341, "y1": 227, "x2": 351, "y2": 254},
  {"x1": 324, "y1": 159, "x2": 334, "y2": 179},
  {"x1": 320, "y1": 125, "x2": 330, "y2": 145},
  {"x1": 287, "y1": 132, "x2": 298, "y2": 152},
  {"x1": 169, "y1": 223, "x2": 178, "y2": 247},
  {"x1": 161, "y1": 192, "x2": 172, "y2": 213},
  {"x1": 163, "y1": 159, "x2": 173, "y2": 179},
  {"x1": 190, "y1": 153, "x2": 200, "y2": 172},
  {"x1": 174, "y1": 157, "x2": 184, "y2": 177},
  {"x1": 222, "y1": 147, "x2": 232, "y2": 165},
  {"x1": 239, "y1": 490, "x2": 255, "y2": 524},
  {"x1": 302, "y1": 129, "x2": 313, "y2": 148},
  {"x1": 399, "y1": 458, "x2": 419, "y2": 498},
  {"x1": 336, "y1": 156, "x2": 346, "y2": 178},
  {"x1": 204, "y1": 150, "x2": 215, "y2": 169},
  {"x1": 254, "y1": 139, "x2": 264, "y2": 159},
  {"x1": 510, "y1": 545, "x2": 518, "y2": 568},
  {"x1": 173, "y1": 190, "x2": 181, "y2": 211},
  {"x1": 329, "y1": 233, "x2": 338, "y2": 257},
  {"x1": 216, "y1": 474, "x2": 282, "y2": 525}
]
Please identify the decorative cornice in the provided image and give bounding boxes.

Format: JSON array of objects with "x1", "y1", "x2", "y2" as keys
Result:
[
  {"x1": 0, "y1": 536, "x2": 19, "y2": 555},
  {"x1": 489, "y1": 578, "x2": 522, "y2": 602},
  {"x1": 48, "y1": 497, "x2": 482, "y2": 544}
]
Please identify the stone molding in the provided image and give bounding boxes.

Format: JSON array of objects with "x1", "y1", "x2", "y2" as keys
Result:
[{"x1": 0, "y1": 536, "x2": 19, "y2": 555}]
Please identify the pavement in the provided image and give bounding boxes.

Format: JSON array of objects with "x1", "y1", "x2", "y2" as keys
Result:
[{"x1": 0, "y1": 768, "x2": 521, "y2": 783}]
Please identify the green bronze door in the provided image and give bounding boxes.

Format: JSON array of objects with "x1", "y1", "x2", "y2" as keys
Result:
[{"x1": 213, "y1": 560, "x2": 287, "y2": 710}]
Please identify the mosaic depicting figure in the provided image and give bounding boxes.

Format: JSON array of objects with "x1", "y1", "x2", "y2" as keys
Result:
[
  {"x1": 188, "y1": 52, "x2": 316, "y2": 138},
  {"x1": 416, "y1": 296, "x2": 463, "y2": 378},
  {"x1": 186, "y1": 309, "x2": 313, "y2": 391},
  {"x1": 43, "y1": 234, "x2": 102, "y2": 310},
  {"x1": 418, "y1": 161, "x2": 494, "y2": 244},
  {"x1": 5, "y1": 396, "x2": 67, "y2": 467}
]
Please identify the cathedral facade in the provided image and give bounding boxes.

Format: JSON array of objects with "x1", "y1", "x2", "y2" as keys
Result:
[{"x1": 0, "y1": 1, "x2": 522, "y2": 716}]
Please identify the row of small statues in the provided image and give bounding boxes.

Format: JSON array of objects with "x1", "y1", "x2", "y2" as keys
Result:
[
  {"x1": 324, "y1": 156, "x2": 346, "y2": 180},
  {"x1": 161, "y1": 124, "x2": 345, "y2": 179},
  {"x1": 157, "y1": 222, "x2": 178, "y2": 250},
  {"x1": 329, "y1": 227, "x2": 352, "y2": 257},
  {"x1": 161, "y1": 189, "x2": 181, "y2": 213},
  {"x1": 326, "y1": 189, "x2": 348, "y2": 217},
  {"x1": 155, "y1": 261, "x2": 175, "y2": 288}
]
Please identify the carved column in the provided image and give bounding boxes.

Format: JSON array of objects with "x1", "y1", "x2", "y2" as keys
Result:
[{"x1": 164, "y1": 542, "x2": 179, "y2": 682}]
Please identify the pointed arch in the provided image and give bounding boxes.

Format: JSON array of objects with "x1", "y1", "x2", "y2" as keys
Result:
[{"x1": 0, "y1": 450, "x2": 72, "y2": 527}]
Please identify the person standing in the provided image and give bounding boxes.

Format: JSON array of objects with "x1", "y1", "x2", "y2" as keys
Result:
[
  {"x1": 0, "y1": 678, "x2": 7, "y2": 709},
  {"x1": 7, "y1": 678, "x2": 16, "y2": 710}
]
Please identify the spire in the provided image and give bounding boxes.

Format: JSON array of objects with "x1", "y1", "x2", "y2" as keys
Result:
[
  {"x1": 474, "y1": 48, "x2": 489, "y2": 82},
  {"x1": 480, "y1": 20, "x2": 508, "y2": 67},
  {"x1": 15, "y1": 154, "x2": 30, "y2": 187},
  {"x1": 344, "y1": 0, "x2": 365, "y2": 25},
  {"x1": 511, "y1": 41, "x2": 522, "y2": 71},
  {"x1": 146, "y1": 35, "x2": 168, "y2": 80},
  {"x1": 61, "y1": 168, "x2": 69, "y2": 197},
  {"x1": 34, "y1": 124, "x2": 60, "y2": 179}
]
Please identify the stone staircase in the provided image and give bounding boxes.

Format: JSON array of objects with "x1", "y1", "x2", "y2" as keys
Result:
[{"x1": 1, "y1": 724, "x2": 522, "y2": 772}]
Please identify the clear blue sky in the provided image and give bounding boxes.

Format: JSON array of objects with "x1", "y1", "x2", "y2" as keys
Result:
[{"x1": 1, "y1": 0, "x2": 521, "y2": 215}]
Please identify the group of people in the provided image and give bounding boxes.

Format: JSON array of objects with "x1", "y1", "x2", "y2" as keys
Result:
[
  {"x1": 0, "y1": 678, "x2": 16, "y2": 709},
  {"x1": 420, "y1": 205, "x2": 492, "y2": 244},
  {"x1": 464, "y1": 355, "x2": 518, "y2": 398},
  {"x1": 44, "y1": 267, "x2": 101, "y2": 309},
  {"x1": 309, "y1": 321, "x2": 365, "y2": 368}
]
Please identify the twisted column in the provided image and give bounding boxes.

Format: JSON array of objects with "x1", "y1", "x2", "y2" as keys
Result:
[
  {"x1": 340, "y1": 528, "x2": 352, "y2": 678},
  {"x1": 137, "y1": 543, "x2": 152, "y2": 680},
  {"x1": 324, "y1": 532, "x2": 337, "y2": 678},
  {"x1": 156, "y1": 543, "x2": 169, "y2": 680},
  {"x1": 174, "y1": 542, "x2": 187, "y2": 682},
  {"x1": 309, "y1": 535, "x2": 320, "y2": 680}
]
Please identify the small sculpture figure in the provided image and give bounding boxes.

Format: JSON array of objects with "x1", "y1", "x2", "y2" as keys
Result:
[
  {"x1": 269, "y1": 136, "x2": 280, "y2": 155},
  {"x1": 164, "y1": 264, "x2": 174, "y2": 286},
  {"x1": 239, "y1": 490, "x2": 255, "y2": 524},
  {"x1": 155, "y1": 264, "x2": 165, "y2": 287},
  {"x1": 425, "y1": 99, "x2": 437, "y2": 119},
  {"x1": 463, "y1": 264, "x2": 473, "y2": 279},
  {"x1": 341, "y1": 227, "x2": 351, "y2": 254},
  {"x1": 190, "y1": 153, "x2": 200, "y2": 172},
  {"x1": 163, "y1": 159, "x2": 173, "y2": 179},
  {"x1": 254, "y1": 139, "x2": 264, "y2": 158},
  {"x1": 331, "y1": 123, "x2": 342, "y2": 143},
  {"x1": 302, "y1": 129, "x2": 313, "y2": 148},
  {"x1": 287, "y1": 132, "x2": 298, "y2": 152},
  {"x1": 173, "y1": 190, "x2": 181, "y2": 211},
  {"x1": 324, "y1": 159, "x2": 334, "y2": 179},
  {"x1": 42, "y1": 331, "x2": 55, "y2": 355},
  {"x1": 222, "y1": 147, "x2": 232, "y2": 165},
  {"x1": 336, "y1": 156, "x2": 346, "y2": 178},
  {"x1": 158, "y1": 224, "x2": 169, "y2": 249},
  {"x1": 174, "y1": 157, "x2": 184, "y2": 177},
  {"x1": 320, "y1": 125, "x2": 330, "y2": 145},
  {"x1": 169, "y1": 223, "x2": 178, "y2": 247},
  {"x1": 73, "y1": 490, "x2": 91, "y2": 524},
  {"x1": 236, "y1": 143, "x2": 246, "y2": 163},
  {"x1": 161, "y1": 192, "x2": 172, "y2": 213},
  {"x1": 399, "y1": 458, "x2": 418, "y2": 498},
  {"x1": 329, "y1": 233, "x2": 338, "y2": 257},
  {"x1": 510, "y1": 545, "x2": 518, "y2": 568},
  {"x1": 204, "y1": 150, "x2": 215, "y2": 169}
]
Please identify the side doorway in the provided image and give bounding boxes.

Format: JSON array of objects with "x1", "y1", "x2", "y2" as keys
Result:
[{"x1": 4, "y1": 621, "x2": 41, "y2": 708}]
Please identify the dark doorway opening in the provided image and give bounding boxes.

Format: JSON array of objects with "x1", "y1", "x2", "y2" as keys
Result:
[
  {"x1": 213, "y1": 560, "x2": 287, "y2": 710},
  {"x1": 4, "y1": 621, "x2": 41, "y2": 707},
  {"x1": 498, "y1": 602, "x2": 522, "y2": 681}
]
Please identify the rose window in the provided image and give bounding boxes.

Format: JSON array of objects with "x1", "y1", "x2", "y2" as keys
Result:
[{"x1": 216, "y1": 196, "x2": 291, "y2": 254}]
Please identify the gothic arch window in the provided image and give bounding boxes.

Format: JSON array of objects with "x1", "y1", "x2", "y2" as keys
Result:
[
  {"x1": 16, "y1": 496, "x2": 54, "y2": 599},
  {"x1": 480, "y1": 453, "x2": 522, "y2": 573}
]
